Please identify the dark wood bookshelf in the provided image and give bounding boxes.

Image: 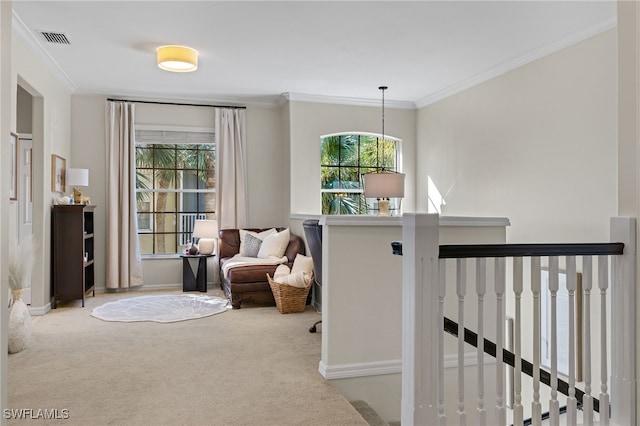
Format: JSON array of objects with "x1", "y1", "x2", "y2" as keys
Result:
[{"x1": 52, "y1": 204, "x2": 96, "y2": 308}]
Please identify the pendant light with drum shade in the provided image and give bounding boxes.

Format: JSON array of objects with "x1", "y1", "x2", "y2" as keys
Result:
[{"x1": 362, "y1": 86, "x2": 405, "y2": 216}]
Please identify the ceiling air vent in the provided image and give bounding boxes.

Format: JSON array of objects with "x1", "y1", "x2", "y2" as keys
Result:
[{"x1": 39, "y1": 31, "x2": 71, "y2": 45}]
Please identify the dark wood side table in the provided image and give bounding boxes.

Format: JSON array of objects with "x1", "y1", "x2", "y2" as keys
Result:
[{"x1": 179, "y1": 254, "x2": 214, "y2": 292}]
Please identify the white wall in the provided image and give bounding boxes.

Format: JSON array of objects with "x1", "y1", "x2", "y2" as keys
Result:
[
  {"x1": 70, "y1": 97, "x2": 288, "y2": 290},
  {"x1": 16, "y1": 85, "x2": 31, "y2": 133},
  {"x1": 70, "y1": 96, "x2": 107, "y2": 288},
  {"x1": 245, "y1": 105, "x2": 288, "y2": 227},
  {"x1": 321, "y1": 216, "x2": 507, "y2": 424},
  {"x1": 12, "y1": 35, "x2": 72, "y2": 312},
  {"x1": 288, "y1": 101, "x2": 416, "y2": 215},
  {"x1": 616, "y1": 1, "x2": 640, "y2": 417},
  {"x1": 416, "y1": 29, "x2": 617, "y2": 244},
  {"x1": 415, "y1": 29, "x2": 617, "y2": 422},
  {"x1": 1, "y1": 0, "x2": 11, "y2": 416}
]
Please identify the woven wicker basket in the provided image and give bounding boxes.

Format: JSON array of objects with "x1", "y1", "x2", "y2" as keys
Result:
[{"x1": 267, "y1": 274, "x2": 312, "y2": 314}]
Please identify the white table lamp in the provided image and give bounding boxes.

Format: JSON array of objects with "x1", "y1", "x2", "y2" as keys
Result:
[
  {"x1": 192, "y1": 219, "x2": 219, "y2": 255},
  {"x1": 67, "y1": 168, "x2": 89, "y2": 204}
]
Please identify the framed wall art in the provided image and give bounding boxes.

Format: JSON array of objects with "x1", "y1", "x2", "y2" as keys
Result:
[
  {"x1": 51, "y1": 154, "x2": 66, "y2": 193},
  {"x1": 9, "y1": 132, "x2": 17, "y2": 201}
]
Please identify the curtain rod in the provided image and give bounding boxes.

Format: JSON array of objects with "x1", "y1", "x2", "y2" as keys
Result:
[{"x1": 106, "y1": 98, "x2": 246, "y2": 109}]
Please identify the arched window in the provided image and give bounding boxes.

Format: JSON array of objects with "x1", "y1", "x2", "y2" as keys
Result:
[{"x1": 320, "y1": 133, "x2": 401, "y2": 215}]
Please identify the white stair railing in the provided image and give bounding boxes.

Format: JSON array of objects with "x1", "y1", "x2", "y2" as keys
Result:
[{"x1": 400, "y1": 214, "x2": 636, "y2": 426}]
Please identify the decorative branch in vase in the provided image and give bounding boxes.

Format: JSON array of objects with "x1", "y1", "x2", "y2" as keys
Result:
[{"x1": 8, "y1": 237, "x2": 33, "y2": 354}]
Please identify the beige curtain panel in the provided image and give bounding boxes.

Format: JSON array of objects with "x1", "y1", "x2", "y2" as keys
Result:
[
  {"x1": 215, "y1": 108, "x2": 248, "y2": 230},
  {"x1": 105, "y1": 101, "x2": 144, "y2": 289}
]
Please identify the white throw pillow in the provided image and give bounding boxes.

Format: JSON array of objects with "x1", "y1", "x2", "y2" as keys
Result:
[
  {"x1": 238, "y1": 228, "x2": 276, "y2": 255},
  {"x1": 276, "y1": 271, "x2": 312, "y2": 288},
  {"x1": 291, "y1": 253, "x2": 314, "y2": 275},
  {"x1": 258, "y1": 228, "x2": 290, "y2": 259},
  {"x1": 273, "y1": 264, "x2": 291, "y2": 279}
]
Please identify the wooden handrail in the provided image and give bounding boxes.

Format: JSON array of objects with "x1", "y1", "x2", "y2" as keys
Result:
[{"x1": 390, "y1": 241, "x2": 624, "y2": 258}]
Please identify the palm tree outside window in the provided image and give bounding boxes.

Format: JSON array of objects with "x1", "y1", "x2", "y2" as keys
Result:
[
  {"x1": 321, "y1": 133, "x2": 401, "y2": 215},
  {"x1": 135, "y1": 129, "x2": 215, "y2": 255}
]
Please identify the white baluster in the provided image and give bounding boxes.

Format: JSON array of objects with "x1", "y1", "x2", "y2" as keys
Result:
[
  {"x1": 582, "y1": 256, "x2": 593, "y2": 426},
  {"x1": 457, "y1": 259, "x2": 467, "y2": 425},
  {"x1": 512, "y1": 257, "x2": 523, "y2": 426},
  {"x1": 438, "y1": 259, "x2": 447, "y2": 426},
  {"x1": 566, "y1": 256, "x2": 577, "y2": 426},
  {"x1": 549, "y1": 257, "x2": 559, "y2": 426},
  {"x1": 598, "y1": 255, "x2": 610, "y2": 426},
  {"x1": 476, "y1": 258, "x2": 486, "y2": 426},
  {"x1": 495, "y1": 257, "x2": 506, "y2": 425},
  {"x1": 531, "y1": 257, "x2": 542, "y2": 426}
]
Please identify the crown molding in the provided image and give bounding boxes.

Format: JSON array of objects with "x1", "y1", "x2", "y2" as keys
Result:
[
  {"x1": 415, "y1": 17, "x2": 617, "y2": 109},
  {"x1": 283, "y1": 92, "x2": 416, "y2": 110},
  {"x1": 12, "y1": 11, "x2": 77, "y2": 93}
]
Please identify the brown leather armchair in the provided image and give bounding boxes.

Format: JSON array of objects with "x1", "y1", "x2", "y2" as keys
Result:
[{"x1": 218, "y1": 228, "x2": 305, "y2": 309}]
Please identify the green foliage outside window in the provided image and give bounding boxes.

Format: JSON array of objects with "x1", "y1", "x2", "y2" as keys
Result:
[
  {"x1": 320, "y1": 134, "x2": 398, "y2": 215},
  {"x1": 135, "y1": 140, "x2": 215, "y2": 255}
]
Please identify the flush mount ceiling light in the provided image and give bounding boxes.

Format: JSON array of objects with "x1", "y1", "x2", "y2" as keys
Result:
[{"x1": 156, "y1": 45, "x2": 198, "y2": 73}]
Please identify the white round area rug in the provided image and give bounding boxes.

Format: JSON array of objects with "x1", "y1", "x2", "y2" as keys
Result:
[{"x1": 91, "y1": 294, "x2": 230, "y2": 323}]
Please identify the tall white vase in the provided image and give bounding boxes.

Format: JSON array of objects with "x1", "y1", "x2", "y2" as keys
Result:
[{"x1": 8, "y1": 289, "x2": 32, "y2": 354}]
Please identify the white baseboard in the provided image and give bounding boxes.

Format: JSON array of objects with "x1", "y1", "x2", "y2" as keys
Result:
[
  {"x1": 94, "y1": 283, "x2": 182, "y2": 293},
  {"x1": 29, "y1": 303, "x2": 51, "y2": 316},
  {"x1": 319, "y1": 352, "x2": 496, "y2": 380},
  {"x1": 319, "y1": 359, "x2": 402, "y2": 379},
  {"x1": 94, "y1": 283, "x2": 220, "y2": 293}
]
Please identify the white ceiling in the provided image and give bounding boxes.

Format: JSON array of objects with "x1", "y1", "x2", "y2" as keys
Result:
[{"x1": 11, "y1": 1, "x2": 617, "y2": 107}]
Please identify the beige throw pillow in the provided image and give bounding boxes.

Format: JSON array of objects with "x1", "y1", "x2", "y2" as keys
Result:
[
  {"x1": 291, "y1": 253, "x2": 314, "y2": 275},
  {"x1": 258, "y1": 228, "x2": 290, "y2": 259}
]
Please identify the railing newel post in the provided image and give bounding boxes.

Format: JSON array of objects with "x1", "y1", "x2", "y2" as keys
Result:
[
  {"x1": 610, "y1": 217, "x2": 636, "y2": 426},
  {"x1": 401, "y1": 213, "x2": 440, "y2": 426}
]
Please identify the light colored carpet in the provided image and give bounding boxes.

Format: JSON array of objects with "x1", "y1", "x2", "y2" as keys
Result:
[
  {"x1": 90, "y1": 294, "x2": 230, "y2": 323},
  {"x1": 8, "y1": 289, "x2": 370, "y2": 426}
]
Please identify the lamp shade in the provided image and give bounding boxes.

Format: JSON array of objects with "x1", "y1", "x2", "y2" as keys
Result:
[
  {"x1": 157, "y1": 45, "x2": 198, "y2": 72},
  {"x1": 363, "y1": 172, "x2": 405, "y2": 198},
  {"x1": 192, "y1": 219, "x2": 218, "y2": 239},
  {"x1": 193, "y1": 219, "x2": 218, "y2": 255},
  {"x1": 66, "y1": 168, "x2": 89, "y2": 187}
]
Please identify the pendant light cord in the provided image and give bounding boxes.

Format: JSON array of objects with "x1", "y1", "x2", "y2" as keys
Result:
[{"x1": 379, "y1": 85, "x2": 388, "y2": 170}]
